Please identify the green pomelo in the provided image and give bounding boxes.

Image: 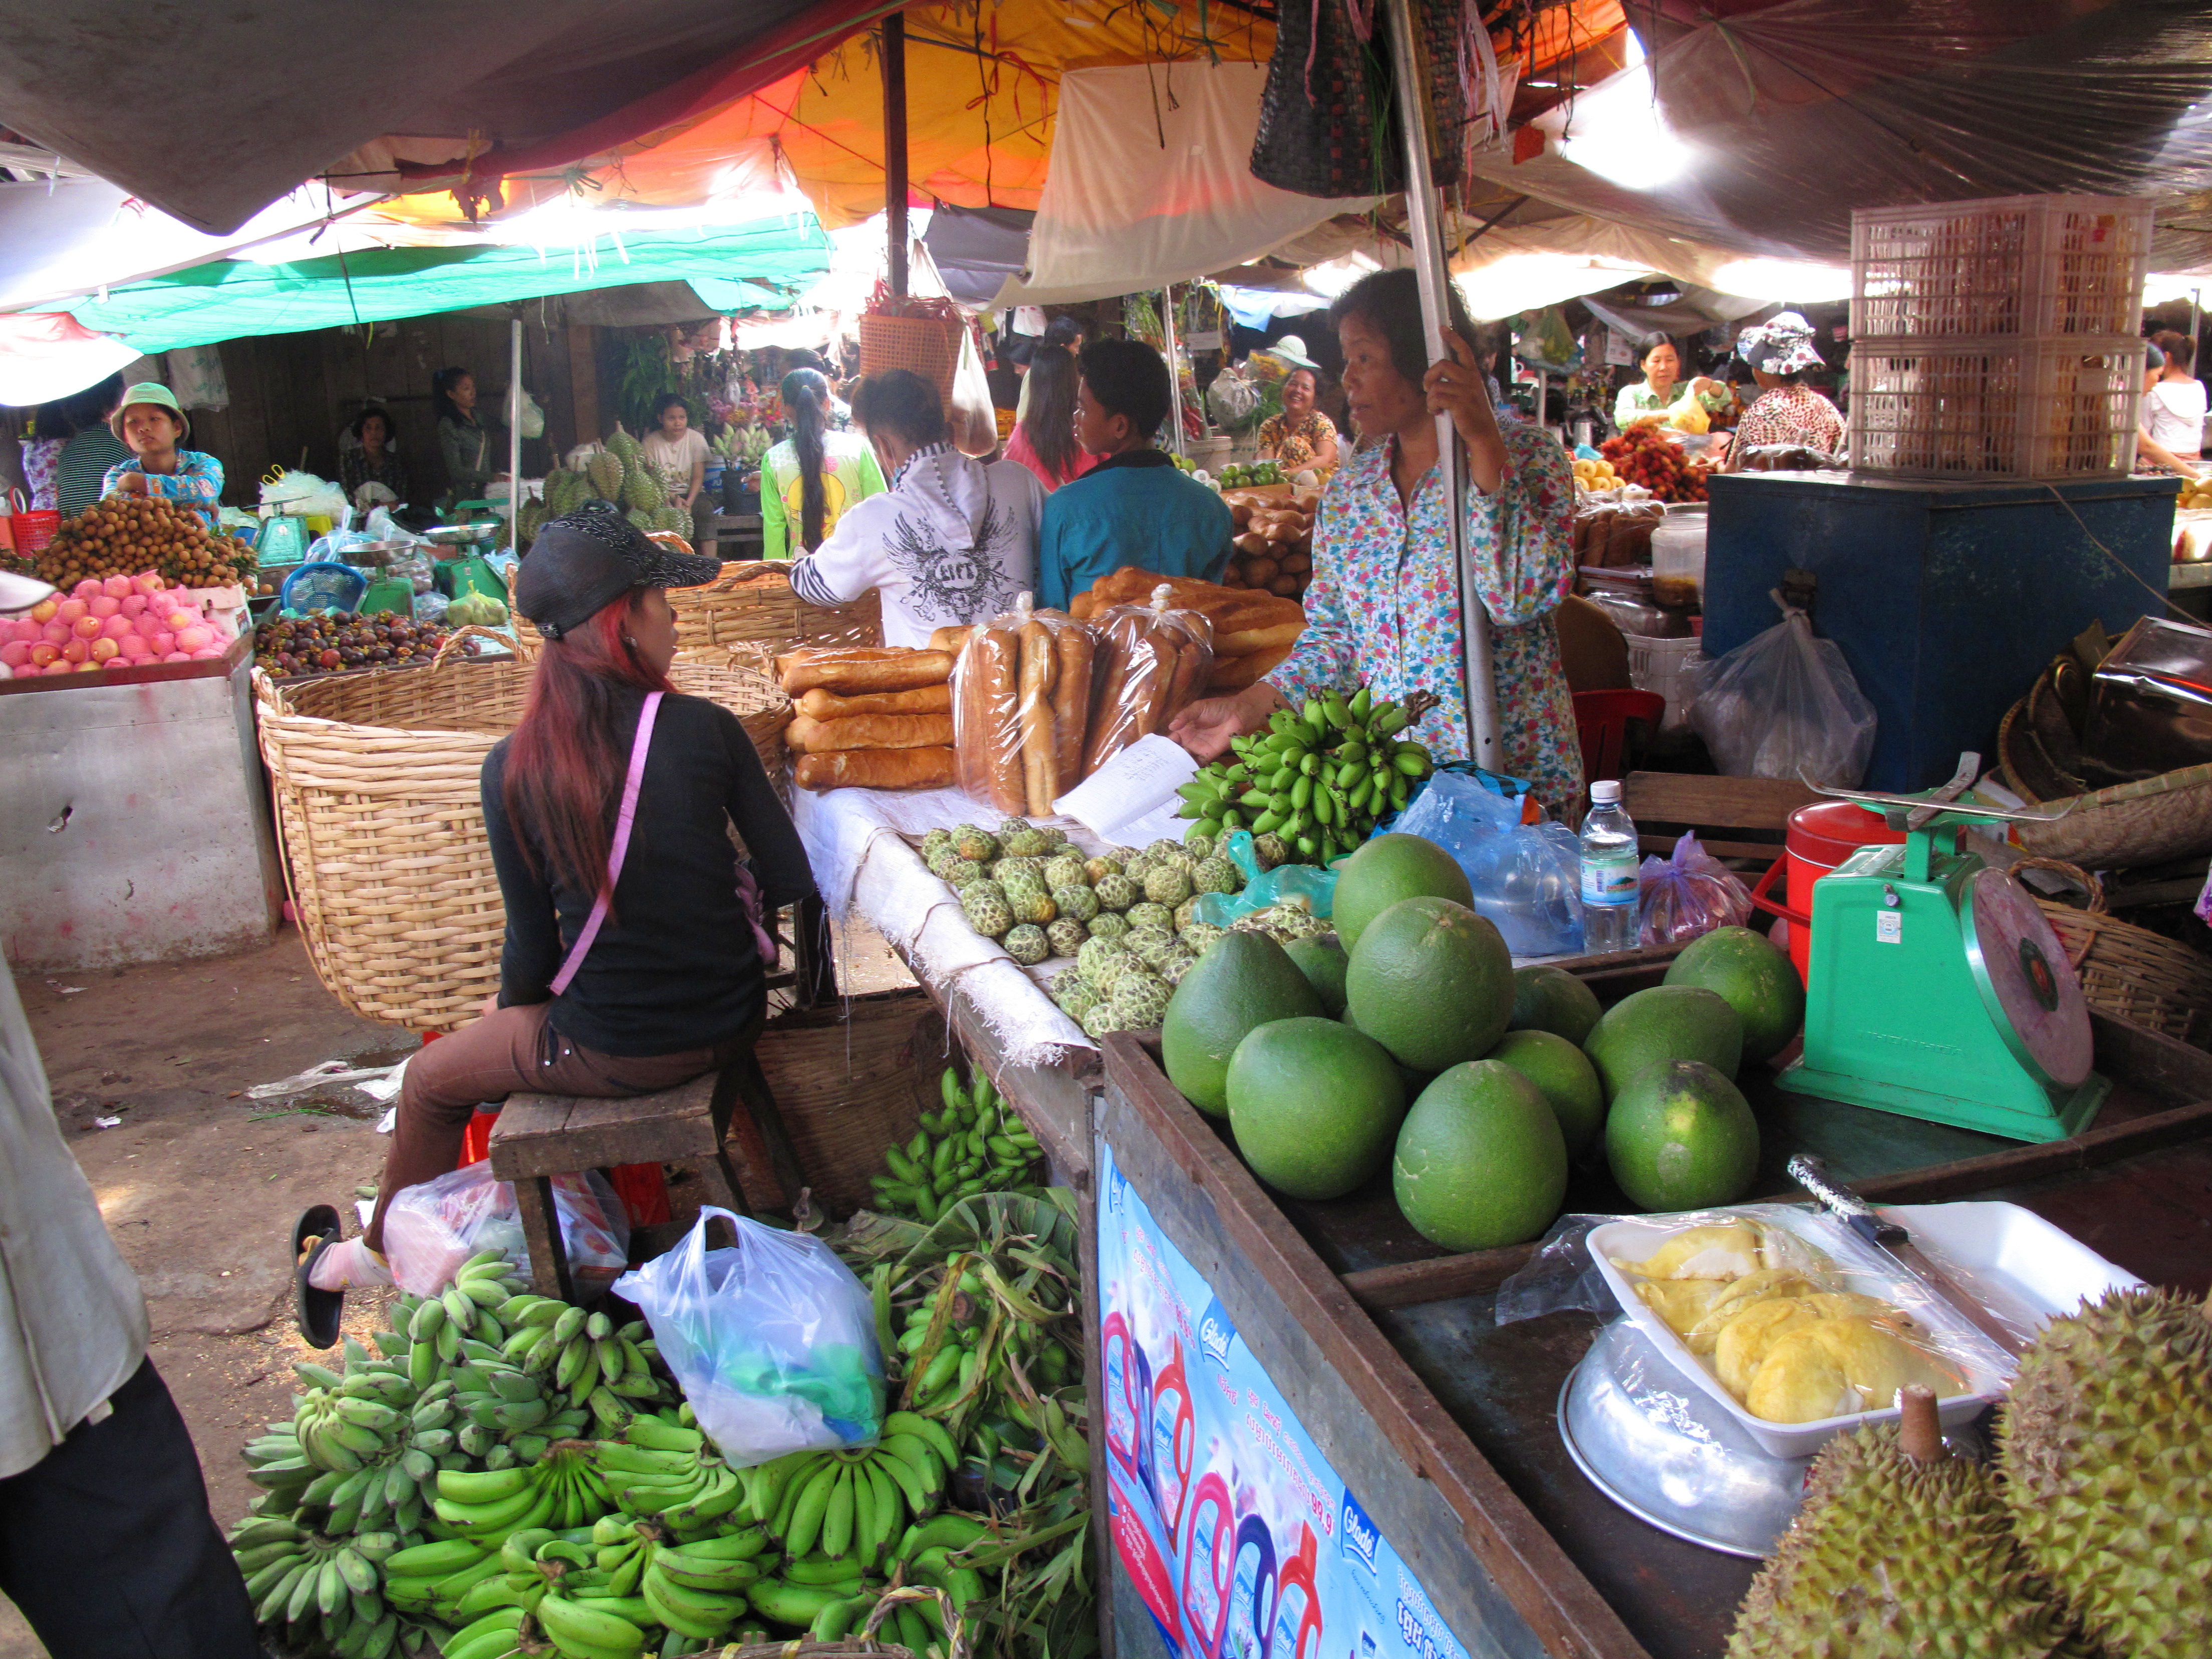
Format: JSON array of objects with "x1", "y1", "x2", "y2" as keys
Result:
[
  {"x1": 1664, "y1": 926, "x2": 1804, "y2": 1063},
  {"x1": 1330, "y1": 834, "x2": 1473, "y2": 951},
  {"x1": 1582, "y1": 984, "x2": 1743, "y2": 1100},
  {"x1": 1392, "y1": 1060, "x2": 1567, "y2": 1250},
  {"x1": 1161, "y1": 932, "x2": 1323, "y2": 1117},
  {"x1": 1282, "y1": 934, "x2": 1349, "y2": 1017},
  {"x1": 1226, "y1": 1018, "x2": 1405, "y2": 1201},
  {"x1": 1508, "y1": 964, "x2": 1603, "y2": 1046},
  {"x1": 1484, "y1": 1029, "x2": 1605, "y2": 1161},
  {"x1": 1345, "y1": 897, "x2": 1513, "y2": 1074},
  {"x1": 1604, "y1": 1060, "x2": 1760, "y2": 1212}
]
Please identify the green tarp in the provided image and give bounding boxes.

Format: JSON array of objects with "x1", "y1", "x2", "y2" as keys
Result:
[{"x1": 67, "y1": 217, "x2": 831, "y2": 353}]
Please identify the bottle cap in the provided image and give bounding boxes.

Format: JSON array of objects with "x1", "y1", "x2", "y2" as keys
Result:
[{"x1": 1590, "y1": 779, "x2": 1622, "y2": 803}]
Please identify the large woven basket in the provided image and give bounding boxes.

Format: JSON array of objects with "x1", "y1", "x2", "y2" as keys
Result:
[
  {"x1": 512, "y1": 563, "x2": 881, "y2": 660},
  {"x1": 2016, "y1": 858, "x2": 2212, "y2": 1050},
  {"x1": 1997, "y1": 670, "x2": 2212, "y2": 868},
  {"x1": 858, "y1": 312, "x2": 964, "y2": 402},
  {"x1": 256, "y1": 641, "x2": 791, "y2": 1034}
]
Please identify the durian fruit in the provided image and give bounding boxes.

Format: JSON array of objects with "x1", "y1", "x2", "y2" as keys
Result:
[
  {"x1": 1998, "y1": 1287, "x2": 2212, "y2": 1656},
  {"x1": 652, "y1": 504, "x2": 690, "y2": 537},
  {"x1": 627, "y1": 509, "x2": 656, "y2": 532},
  {"x1": 586, "y1": 450, "x2": 626, "y2": 501},
  {"x1": 623, "y1": 467, "x2": 664, "y2": 514},
  {"x1": 606, "y1": 426, "x2": 643, "y2": 468},
  {"x1": 1729, "y1": 1393, "x2": 2078, "y2": 1658}
]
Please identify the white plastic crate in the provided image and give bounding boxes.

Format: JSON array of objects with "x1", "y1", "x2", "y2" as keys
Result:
[
  {"x1": 1849, "y1": 333, "x2": 2143, "y2": 479},
  {"x1": 1851, "y1": 194, "x2": 2153, "y2": 340},
  {"x1": 1626, "y1": 633, "x2": 1704, "y2": 733}
]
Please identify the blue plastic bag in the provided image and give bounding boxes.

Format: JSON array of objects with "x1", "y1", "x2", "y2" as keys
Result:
[
  {"x1": 1467, "y1": 822, "x2": 1586, "y2": 957},
  {"x1": 612, "y1": 1207, "x2": 884, "y2": 1466},
  {"x1": 1389, "y1": 770, "x2": 1529, "y2": 876},
  {"x1": 1192, "y1": 829, "x2": 1339, "y2": 926}
]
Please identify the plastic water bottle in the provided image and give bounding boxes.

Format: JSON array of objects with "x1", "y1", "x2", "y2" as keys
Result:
[{"x1": 1579, "y1": 780, "x2": 1640, "y2": 953}]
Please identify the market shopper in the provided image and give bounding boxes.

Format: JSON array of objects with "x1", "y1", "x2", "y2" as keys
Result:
[
  {"x1": 101, "y1": 383, "x2": 224, "y2": 528},
  {"x1": 0, "y1": 720, "x2": 257, "y2": 1656},
  {"x1": 1169, "y1": 268, "x2": 1584, "y2": 819},
  {"x1": 1256, "y1": 361, "x2": 1341, "y2": 472},
  {"x1": 789, "y1": 369, "x2": 1044, "y2": 647},
  {"x1": 433, "y1": 366, "x2": 504, "y2": 505},
  {"x1": 1004, "y1": 344, "x2": 1097, "y2": 492},
  {"x1": 1725, "y1": 314, "x2": 1845, "y2": 462},
  {"x1": 1035, "y1": 338, "x2": 1234, "y2": 610},
  {"x1": 760, "y1": 367, "x2": 886, "y2": 560},
  {"x1": 338, "y1": 405, "x2": 411, "y2": 507},
  {"x1": 308, "y1": 507, "x2": 816, "y2": 1292},
  {"x1": 53, "y1": 375, "x2": 130, "y2": 518},
  {"x1": 2137, "y1": 330, "x2": 2207, "y2": 478},
  {"x1": 1612, "y1": 337, "x2": 1730, "y2": 432}
]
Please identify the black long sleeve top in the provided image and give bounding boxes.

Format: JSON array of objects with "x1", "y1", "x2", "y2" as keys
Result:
[{"x1": 479, "y1": 688, "x2": 817, "y2": 1056}]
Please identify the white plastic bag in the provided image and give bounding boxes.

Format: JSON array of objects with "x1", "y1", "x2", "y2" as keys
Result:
[
  {"x1": 382, "y1": 1160, "x2": 630, "y2": 1296},
  {"x1": 612, "y1": 1207, "x2": 884, "y2": 1466},
  {"x1": 516, "y1": 388, "x2": 546, "y2": 441},
  {"x1": 260, "y1": 468, "x2": 351, "y2": 523},
  {"x1": 1689, "y1": 593, "x2": 1876, "y2": 787}
]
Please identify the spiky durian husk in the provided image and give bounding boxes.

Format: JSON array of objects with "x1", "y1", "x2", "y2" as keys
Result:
[
  {"x1": 586, "y1": 451, "x2": 625, "y2": 500},
  {"x1": 1730, "y1": 1423, "x2": 2078, "y2": 1658},
  {"x1": 622, "y1": 468, "x2": 664, "y2": 514},
  {"x1": 1998, "y1": 1288, "x2": 2212, "y2": 1656}
]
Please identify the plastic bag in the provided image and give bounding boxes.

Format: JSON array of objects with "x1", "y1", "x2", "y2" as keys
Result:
[
  {"x1": 1468, "y1": 821, "x2": 1586, "y2": 957},
  {"x1": 516, "y1": 388, "x2": 545, "y2": 441},
  {"x1": 1081, "y1": 585, "x2": 1214, "y2": 776},
  {"x1": 1390, "y1": 768, "x2": 1529, "y2": 865},
  {"x1": 382, "y1": 1160, "x2": 629, "y2": 1296},
  {"x1": 260, "y1": 468, "x2": 350, "y2": 523},
  {"x1": 1206, "y1": 366, "x2": 1260, "y2": 430},
  {"x1": 949, "y1": 330, "x2": 999, "y2": 459},
  {"x1": 612, "y1": 1207, "x2": 884, "y2": 1467},
  {"x1": 1690, "y1": 593, "x2": 1877, "y2": 787},
  {"x1": 1637, "y1": 829, "x2": 1753, "y2": 948},
  {"x1": 951, "y1": 595, "x2": 1100, "y2": 816},
  {"x1": 1193, "y1": 828, "x2": 1337, "y2": 927}
]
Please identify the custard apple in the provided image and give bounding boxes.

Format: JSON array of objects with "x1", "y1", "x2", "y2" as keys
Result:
[
  {"x1": 1000, "y1": 824, "x2": 1052, "y2": 858},
  {"x1": 1144, "y1": 865, "x2": 1194, "y2": 907},
  {"x1": 921, "y1": 828, "x2": 954, "y2": 865},
  {"x1": 959, "y1": 881, "x2": 1013, "y2": 939},
  {"x1": 1093, "y1": 873, "x2": 1138, "y2": 912},
  {"x1": 1077, "y1": 940, "x2": 1138, "y2": 990},
  {"x1": 1044, "y1": 855, "x2": 1089, "y2": 890},
  {"x1": 1003, "y1": 924, "x2": 1050, "y2": 965},
  {"x1": 1053, "y1": 883, "x2": 1099, "y2": 923},
  {"x1": 1252, "y1": 832, "x2": 1290, "y2": 870},
  {"x1": 1127, "y1": 901, "x2": 1174, "y2": 934},
  {"x1": 1192, "y1": 855, "x2": 1241, "y2": 895},
  {"x1": 1007, "y1": 886, "x2": 1057, "y2": 926},
  {"x1": 1185, "y1": 834, "x2": 1217, "y2": 862},
  {"x1": 953, "y1": 824, "x2": 1000, "y2": 863},
  {"x1": 1086, "y1": 913, "x2": 1131, "y2": 942},
  {"x1": 1082, "y1": 856, "x2": 1124, "y2": 885},
  {"x1": 1180, "y1": 921, "x2": 1226, "y2": 956},
  {"x1": 1046, "y1": 917, "x2": 1090, "y2": 958},
  {"x1": 1161, "y1": 946, "x2": 1200, "y2": 987}
]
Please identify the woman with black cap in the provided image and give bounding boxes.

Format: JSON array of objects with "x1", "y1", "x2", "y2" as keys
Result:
[{"x1": 306, "y1": 505, "x2": 816, "y2": 1290}]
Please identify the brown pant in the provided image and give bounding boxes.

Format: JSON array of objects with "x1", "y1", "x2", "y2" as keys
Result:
[{"x1": 366, "y1": 1001, "x2": 747, "y2": 1250}]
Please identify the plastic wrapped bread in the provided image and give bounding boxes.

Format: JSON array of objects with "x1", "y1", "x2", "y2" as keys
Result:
[
  {"x1": 952, "y1": 595, "x2": 1098, "y2": 816},
  {"x1": 1082, "y1": 584, "x2": 1215, "y2": 775}
]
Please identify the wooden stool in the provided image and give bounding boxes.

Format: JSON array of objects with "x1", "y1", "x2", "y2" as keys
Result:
[{"x1": 487, "y1": 1051, "x2": 806, "y2": 1301}]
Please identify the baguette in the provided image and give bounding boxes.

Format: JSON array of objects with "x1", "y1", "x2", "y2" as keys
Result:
[
  {"x1": 973, "y1": 624, "x2": 1025, "y2": 815},
  {"x1": 1051, "y1": 620, "x2": 1096, "y2": 789},
  {"x1": 1204, "y1": 640, "x2": 1297, "y2": 693},
  {"x1": 776, "y1": 646, "x2": 954, "y2": 696},
  {"x1": 796, "y1": 683, "x2": 952, "y2": 720},
  {"x1": 785, "y1": 712, "x2": 955, "y2": 754},
  {"x1": 928, "y1": 625, "x2": 975, "y2": 656},
  {"x1": 1017, "y1": 620, "x2": 1059, "y2": 816},
  {"x1": 793, "y1": 748, "x2": 957, "y2": 792},
  {"x1": 1160, "y1": 616, "x2": 1213, "y2": 719}
]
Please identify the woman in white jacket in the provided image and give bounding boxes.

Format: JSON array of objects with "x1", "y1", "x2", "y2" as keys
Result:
[{"x1": 789, "y1": 370, "x2": 1044, "y2": 647}]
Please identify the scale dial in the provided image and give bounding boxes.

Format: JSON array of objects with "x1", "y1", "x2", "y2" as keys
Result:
[{"x1": 1963, "y1": 869, "x2": 2095, "y2": 1089}]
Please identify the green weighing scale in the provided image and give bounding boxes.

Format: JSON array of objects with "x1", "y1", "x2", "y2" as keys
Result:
[{"x1": 1777, "y1": 753, "x2": 2106, "y2": 1144}]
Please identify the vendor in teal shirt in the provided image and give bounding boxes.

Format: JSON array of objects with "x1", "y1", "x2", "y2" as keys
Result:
[{"x1": 1035, "y1": 339, "x2": 1233, "y2": 610}]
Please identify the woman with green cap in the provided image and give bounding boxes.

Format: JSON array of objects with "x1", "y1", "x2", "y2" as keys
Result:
[{"x1": 101, "y1": 383, "x2": 224, "y2": 528}]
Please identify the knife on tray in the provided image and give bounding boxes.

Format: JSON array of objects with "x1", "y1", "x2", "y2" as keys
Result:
[{"x1": 1785, "y1": 1154, "x2": 2027, "y2": 1358}]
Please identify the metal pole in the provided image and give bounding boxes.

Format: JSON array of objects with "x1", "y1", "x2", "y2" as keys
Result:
[
  {"x1": 884, "y1": 14, "x2": 909, "y2": 300},
  {"x1": 1159, "y1": 284, "x2": 1187, "y2": 458},
  {"x1": 507, "y1": 317, "x2": 523, "y2": 560},
  {"x1": 1381, "y1": 0, "x2": 1500, "y2": 766}
]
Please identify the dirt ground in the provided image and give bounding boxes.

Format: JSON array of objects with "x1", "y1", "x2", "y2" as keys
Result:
[{"x1": 1, "y1": 922, "x2": 916, "y2": 1657}]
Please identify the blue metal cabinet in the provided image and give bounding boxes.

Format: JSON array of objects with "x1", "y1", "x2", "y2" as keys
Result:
[{"x1": 1704, "y1": 471, "x2": 2178, "y2": 790}]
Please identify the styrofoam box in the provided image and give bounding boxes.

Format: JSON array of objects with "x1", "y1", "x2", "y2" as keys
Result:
[{"x1": 1588, "y1": 1201, "x2": 2140, "y2": 1460}]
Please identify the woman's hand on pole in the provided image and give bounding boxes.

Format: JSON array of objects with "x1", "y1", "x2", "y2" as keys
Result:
[
  {"x1": 1424, "y1": 330, "x2": 1505, "y2": 495},
  {"x1": 1169, "y1": 683, "x2": 1281, "y2": 762}
]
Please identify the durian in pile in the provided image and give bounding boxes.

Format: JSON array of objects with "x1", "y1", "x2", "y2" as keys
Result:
[
  {"x1": 1612, "y1": 1221, "x2": 1967, "y2": 1423},
  {"x1": 1997, "y1": 1287, "x2": 2211, "y2": 1656},
  {"x1": 1729, "y1": 1390, "x2": 2081, "y2": 1658}
]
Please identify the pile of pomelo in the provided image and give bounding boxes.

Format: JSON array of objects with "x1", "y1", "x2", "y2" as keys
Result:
[{"x1": 1159, "y1": 834, "x2": 1805, "y2": 1251}]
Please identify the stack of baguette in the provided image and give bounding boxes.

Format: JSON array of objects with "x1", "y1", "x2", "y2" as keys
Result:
[
  {"x1": 943, "y1": 603, "x2": 1096, "y2": 817},
  {"x1": 777, "y1": 646, "x2": 958, "y2": 791},
  {"x1": 1082, "y1": 589, "x2": 1213, "y2": 774},
  {"x1": 1067, "y1": 568, "x2": 1305, "y2": 694}
]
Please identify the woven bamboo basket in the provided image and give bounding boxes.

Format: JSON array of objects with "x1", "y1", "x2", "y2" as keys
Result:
[
  {"x1": 256, "y1": 633, "x2": 791, "y2": 1033},
  {"x1": 677, "y1": 1586, "x2": 965, "y2": 1659},
  {"x1": 1996, "y1": 672, "x2": 2212, "y2": 868},
  {"x1": 858, "y1": 311, "x2": 965, "y2": 402},
  {"x1": 512, "y1": 562, "x2": 881, "y2": 660},
  {"x1": 2015, "y1": 857, "x2": 2212, "y2": 1050}
]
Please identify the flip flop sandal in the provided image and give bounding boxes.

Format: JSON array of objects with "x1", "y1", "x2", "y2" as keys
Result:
[{"x1": 292, "y1": 1204, "x2": 344, "y2": 1349}]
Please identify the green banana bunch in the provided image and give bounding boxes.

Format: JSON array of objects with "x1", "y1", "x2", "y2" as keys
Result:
[
  {"x1": 869, "y1": 1066, "x2": 1043, "y2": 1222},
  {"x1": 502, "y1": 1297, "x2": 668, "y2": 1429},
  {"x1": 228, "y1": 1516, "x2": 402, "y2": 1658},
  {"x1": 534, "y1": 1587, "x2": 649, "y2": 1659},
  {"x1": 1176, "y1": 685, "x2": 1436, "y2": 864},
  {"x1": 433, "y1": 1440, "x2": 612, "y2": 1540},
  {"x1": 593, "y1": 1417, "x2": 750, "y2": 1538}
]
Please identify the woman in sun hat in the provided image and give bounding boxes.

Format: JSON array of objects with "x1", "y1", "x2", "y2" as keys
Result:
[
  {"x1": 1725, "y1": 312, "x2": 1845, "y2": 464},
  {"x1": 100, "y1": 382, "x2": 224, "y2": 527},
  {"x1": 1256, "y1": 337, "x2": 1342, "y2": 472}
]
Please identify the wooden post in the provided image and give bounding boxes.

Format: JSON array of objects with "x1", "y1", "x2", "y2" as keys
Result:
[{"x1": 884, "y1": 13, "x2": 909, "y2": 300}]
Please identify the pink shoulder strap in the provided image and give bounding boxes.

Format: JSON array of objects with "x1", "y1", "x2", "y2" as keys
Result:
[{"x1": 549, "y1": 691, "x2": 662, "y2": 997}]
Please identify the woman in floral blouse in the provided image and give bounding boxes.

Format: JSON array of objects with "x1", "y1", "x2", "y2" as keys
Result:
[
  {"x1": 1172, "y1": 269, "x2": 1584, "y2": 818},
  {"x1": 1724, "y1": 312, "x2": 1845, "y2": 465},
  {"x1": 1256, "y1": 365, "x2": 1341, "y2": 472}
]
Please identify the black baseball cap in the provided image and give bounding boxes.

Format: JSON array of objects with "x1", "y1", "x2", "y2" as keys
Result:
[{"x1": 514, "y1": 503, "x2": 721, "y2": 639}]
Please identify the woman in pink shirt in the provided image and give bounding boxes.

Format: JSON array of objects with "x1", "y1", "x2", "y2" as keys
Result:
[{"x1": 1004, "y1": 345, "x2": 1098, "y2": 492}]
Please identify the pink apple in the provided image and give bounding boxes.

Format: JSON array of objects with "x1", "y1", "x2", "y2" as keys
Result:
[
  {"x1": 73, "y1": 660, "x2": 101, "y2": 672},
  {"x1": 89, "y1": 637, "x2": 119, "y2": 662},
  {"x1": 119, "y1": 592, "x2": 148, "y2": 618},
  {"x1": 42, "y1": 620, "x2": 72, "y2": 647},
  {"x1": 71, "y1": 615, "x2": 103, "y2": 640},
  {"x1": 117, "y1": 633, "x2": 147, "y2": 657},
  {"x1": 55, "y1": 598, "x2": 87, "y2": 625},
  {"x1": 71, "y1": 578, "x2": 102, "y2": 600},
  {"x1": 101, "y1": 574, "x2": 133, "y2": 598},
  {"x1": 133, "y1": 571, "x2": 164, "y2": 595},
  {"x1": 149, "y1": 631, "x2": 175, "y2": 655},
  {"x1": 88, "y1": 595, "x2": 120, "y2": 619},
  {"x1": 29, "y1": 643, "x2": 60, "y2": 667},
  {"x1": 164, "y1": 608, "x2": 198, "y2": 631},
  {"x1": 188, "y1": 644, "x2": 226, "y2": 659},
  {"x1": 126, "y1": 652, "x2": 157, "y2": 666},
  {"x1": 61, "y1": 638, "x2": 89, "y2": 663},
  {"x1": 46, "y1": 661, "x2": 78, "y2": 676},
  {"x1": 0, "y1": 641, "x2": 28, "y2": 667},
  {"x1": 162, "y1": 651, "x2": 191, "y2": 663},
  {"x1": 176, "y1": 624, "x2": 214, "y2": 652}
]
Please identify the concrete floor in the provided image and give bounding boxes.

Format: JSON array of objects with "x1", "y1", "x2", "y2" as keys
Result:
[{"x1": 2, "y1": 922, "x2": 916, "y2": 1656}]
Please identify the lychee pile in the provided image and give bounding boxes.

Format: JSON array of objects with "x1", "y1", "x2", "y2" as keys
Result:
[
  {"x1": 17, "y1": 496, "x2": 254, "y2": 589},
  {"x1": 0, "y1": 571, "x2": 232, "y2": 678}
]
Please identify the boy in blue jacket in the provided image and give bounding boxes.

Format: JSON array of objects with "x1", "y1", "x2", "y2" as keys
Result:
[{"x1": 1036, "y1": 339, "x2": 1233, "y2": 610}]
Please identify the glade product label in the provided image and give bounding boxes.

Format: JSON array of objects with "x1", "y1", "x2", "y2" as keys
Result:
[
  {"x1": 1180, "y1": 1473, "x2": 1236, "y2": 1659},
  {"x1": 1226, "y1": 1514, "x2": 1277, "y2": 1659},
  {"x1": 1269, "y1": 1524, "x2": 1325, "y2": 1659},
  {"x1": 1110, "y1": 1463, "x2": 1186, "y2": 1653},
  {"x1": 1151, "y1": 1336, "x2": 1196, "y2": 1545},
  {"x1": 1101, "y1": 1312, "x2": 1148, "y2": 1482}
]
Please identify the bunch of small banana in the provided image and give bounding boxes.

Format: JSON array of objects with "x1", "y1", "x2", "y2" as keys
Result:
[
  {"x1": 593, "y1": 1416, "x2": 750, "y2": 1538},
  {"x1": 747, "y1": 1410, "x2": 961, "y2": 1575},
  {"x1": 501, "y1": 1297, "x2": 667, "y2": 1432},
  {"x1": 870, "y1": 1067, "x2": 1043, "y2": 1222},
  {"x1": 229, "y1": 1516, "x2": 402, "y2": 1658},
  {"x1": 389, "y1": 1249, "x2": 532, "y2": 1387},
  {"x1": 433, "y1": 1441, "x2": 613, "y2": 1538},
  {"x1": 1176, "y1": 686, "x2": 1437, "y2": 863}
]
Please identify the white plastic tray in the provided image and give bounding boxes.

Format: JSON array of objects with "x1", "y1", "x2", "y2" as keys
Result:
[{"x1": 1587, "y1": 1201, "x2": 2139, "y2": 1460}]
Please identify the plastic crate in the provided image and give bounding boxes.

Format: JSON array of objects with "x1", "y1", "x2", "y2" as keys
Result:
[
  {"x1": 1626, "y1": 632, "x2": 1704, "y2": 732},
  {"x1": 1851, "y1": 194, "x2": 2153, "y2": 339},
  {"x1": 1849, "y1": 334, "x2": 2143, "y2": 480}
]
